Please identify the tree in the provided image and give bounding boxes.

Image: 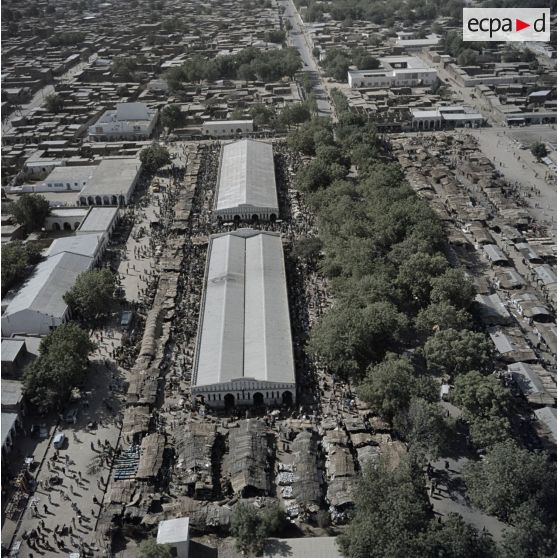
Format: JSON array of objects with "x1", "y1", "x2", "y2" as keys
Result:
[
  {"x1": 140, "y1": 145, "x2": 171, "y2": 172},
  {"x1": 396, "y1": 252, "x2": 448, "y2": 307},
  {"x1": 500, "y1": 501, "x2": 556, "y2": 558},
  {"x1": 337, "y1": 457, "x2": 432, "y2": 558},
  {"x1": 429, "y1": 268, "x2": 476, "y2": 310},
  {"x1": 468, "y1": 415, "x2": 512, "y2": 449},
  {"x1": 358, "y1": 355, "x2": 436, "y2": 423},
  {"x1": 264, "y1": 29, "x2": 285, "y2": 43},
  {"x1": 531, "y1": 142, "x2": 548, "y2": 160},
  {"x1": 353, "y1": 53, "x2": 380, "y2": 70},
  {"x1": 231, "y1": 503, "x2": 285, "y2": 556},
  {"x1": 293, "y1": 236, "x2": 323, "y2": 264},
  {"x1": 321, "y1": 49, "x2": 352, "y2": 82},
  {"x1": 112, "y1": 56, "x2": 138, "y2": 80},
  {"x1": 308, "y1": 302, "x2": 408, "y2": 379},
  {"x1": 11, "y1": 193, "x2": 50, "y2": 232},
  {"x1": 452, "y1": 371, "x2": 512, "y2": 420},
  {"x1": 296, "y1": 160, "x2": 332, "y2": 192},
  {"x1": 64, "y1": 268, "x2": 118, "y2": 321},
  {"x1": 139, "y1": 539, "x2": 172, "y2": 558},
  {"x1": 160, "y1": 104, "x2": 184, "y2": 130},
  {"x1": 250, "y1": 104, "x2": 276, "y2": 128},
  {"x1": 44, "y1": 93, "x2": 64, "y2": 113},
  {"x1": 423, "y1": 329, "x2": 493, "y2": 379},
  {"x1": 463, "y1": 441, "x2": 556, "y2": 522},
  {"x1": 415, "y1": 301, "x2": 472, "y2": 338},
  {"x1": 23, "y1": 323, "x2": 96, "y2": 412},
  {"x1": 2, "y1": 242, "x2": 42, "y2": 292},
  {"x1": 394, "y1": 397, "x2": 452, "y2": 460},
  {"x1": 423, "y1": 513, "x2": 498, "y2": 558},
  {"x1": 457, "y1": 49, "x2": 479, "y2": 66}
]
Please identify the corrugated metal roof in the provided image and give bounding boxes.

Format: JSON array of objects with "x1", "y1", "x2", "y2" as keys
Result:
[
  {"x1": 193, "y1": 229, "x2": 295, "y2": 388},
  {"x1": 508, "y1": 362, "x2": 545, "y2": 395},
  {"x1": 46, "y1": 234, "x2": 103, "y2": 259},
  {"x1": 215, "y1": 140, "x2": 278, "y2": 212},
  {"x1": 3, "y1": 252, "x2": 93, "y2": 319},
  {"x1": 483, "y1": 244, "x2": 508, "y2": 263},
  {"x1": 534, "y1": 264, "x2": 557, "y2": 286},
  {"x1": 0, "y1": 339, "x2": 25, "y2": 362}
]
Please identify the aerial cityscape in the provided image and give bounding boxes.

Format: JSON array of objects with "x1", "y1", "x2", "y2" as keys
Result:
[{"x1": 0, "y1": 0, "x2": 556, "y2": 556}]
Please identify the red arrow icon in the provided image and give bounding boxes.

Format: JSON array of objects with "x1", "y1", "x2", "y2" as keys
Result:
[{"x1": 516, "y1": 18, "x2": 530, "y2": 31}]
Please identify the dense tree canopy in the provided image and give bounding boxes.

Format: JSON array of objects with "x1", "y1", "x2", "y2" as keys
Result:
[
  {"x1": 23, "y1": 323, "x2": 96, "y2": 412},
  {"x1": 2, "y1": 241, "x2": 42, "y2": 292},
  {"x1": 64, "y1": 268, "x2": 118, "y2": 321},
  {"x1": 394, "y1": 397, "x2": 452, "y2": 460},
  {"x1": 231, "y1": 503, "x2": 286, "y2": 556},
  {"x1": 11, "y1": 193, "x2": 50, "y2": 232},
  {"x1": 423, "y1": 329, "x2": 493, "y2": 379},
  {"x1": 463, "y1": 441, "x2": 556, "y2": 522},
  {"x1": 140, "y1": 145, "x2": 171, "y2": 171},
  {"x1": 165, "y1": 47, "x2": 302, "y2": 89},
  {"x1": 160, "y1": 104, "x2": 184, "y2": 130},
  {"x1": 415, "y1": 301, "x2": 472, "y2": 338},
  {"x1": 358, "y1": 354, "x2": 436, "y2": 423}
]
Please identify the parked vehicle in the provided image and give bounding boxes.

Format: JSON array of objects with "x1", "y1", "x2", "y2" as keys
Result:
[{"x1": 53, "y1": 433, "x2": 66, "y2": 449}]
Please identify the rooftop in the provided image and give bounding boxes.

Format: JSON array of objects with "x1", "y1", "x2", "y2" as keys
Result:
[
  {"x1": 157, "y1": 517, "x2": 190, "y2": 545},
  {"x1": 215, "y1": 139, "x2": 278, "y2": 212},
  {"x1": 1, "y1": 339, "x2": 26, "y2": 362},
  {"x1": 43, "y1": 165, "x2": 97, "y2": 184},
  {"x1": 78, "y1": 207, "x2": 119, "y2": 233},
  {"x1": 46, "y1": 233, "x2": 104, "y2": 259},
  {"x1": 1, "y1": 380, "x2": 23, "y2": 407},
  {"x1": 80, "y1": 158, "x2": 141, "y2": 198},
  {"x1": 193, "y1": 229, "x2": 295, "y2": 388},
  {"x1": 3, "y1": 252, "x2": 93, "y2": 320}
]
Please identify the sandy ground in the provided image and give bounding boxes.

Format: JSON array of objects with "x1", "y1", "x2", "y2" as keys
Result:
[{"x1": 463, "y1": 127, "x2": 556, "y2": 239}]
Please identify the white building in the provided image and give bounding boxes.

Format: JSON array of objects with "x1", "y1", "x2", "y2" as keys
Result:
[
  {"x1": 45, "y1": 207, "x2": 89, "y2": 231},
  {"x1": 191, "y1": 229, "x2": 296, "y2": 409},
  {"x1": 78, "y1": 158, "x2": 141, "y2": 206},
  {"x1": 77, "y1": 206, "x2": 120, "y2": 236},
  {"x1": 201, "y1": 120, "x2": 254, "y2": 137},
  {"x1": 88, "y1": 102, "x2": 158, "y2": 141},
  {"x1": 214, "y1": 139, "x2": 279, "y2": 222},
  {"x1": 46, "y1": 233, "x2": 107, "y2": 265},
  {"x1": 395, "y1": 32, "x2": 440, "y2": 50},
  {"x1": 157, "y1": 518, "x2": 190, "y2": 558},
  {"x1": 348, "y1": 56, "x2": 438, "y2": 89},
  {"x1": 1, "y1": 252, "x2": 93, "y2": 337},
  {"x1": 410, "y1": 106, "x2": 485, "y2": 130},
  {"x1": 39, "y1": 165, "x2": 97, "y2": 192}
]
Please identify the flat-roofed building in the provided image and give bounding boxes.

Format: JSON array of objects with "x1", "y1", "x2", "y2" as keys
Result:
[
  {"x1": 39, "y1": 165, "x2": 97, "y2": 192},
  {"x1": 45, "y1": 207, "x2": 89, "y2": 232},
  {"x1": 202, "y1": 120, "x2": 254, "y2": 137},
  {"x1": 348, "y1": 56, "x2": 438, "y2": 89},
  {"x1": 191, "y1": 229, "x2": 295, "y2": 409},
  {"x1": 214, "y1": 139, "x2": 279, "y2": 222},
  {"x1": 77, "y1": 207, "x2": 120, "y2": 236},
  {"x1": 88, "y1": 102, "x2": 158, "y2": 140},
  {"x1": 78, "y1": 158, "x2": 141, "y2": 206}
]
